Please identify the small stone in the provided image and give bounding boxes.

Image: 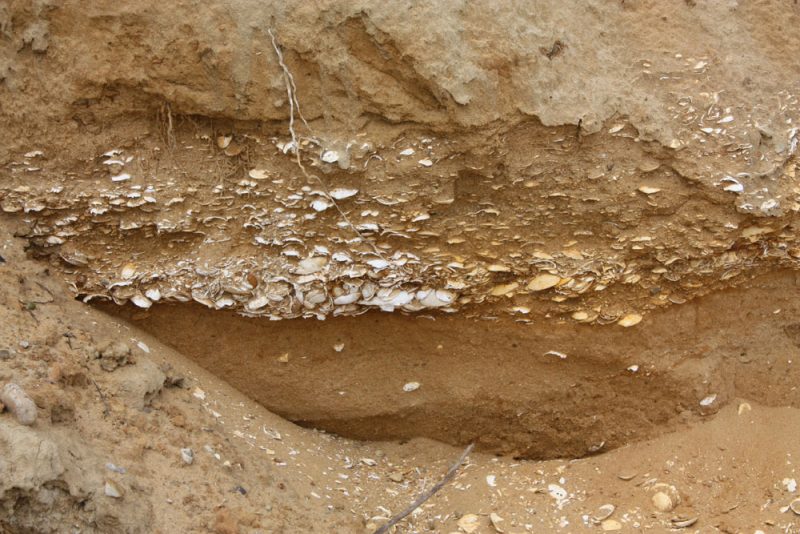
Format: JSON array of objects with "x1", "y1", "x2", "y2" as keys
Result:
[
  {"x1": 181, "y1": 448, "x2": 194, "y2": 465},
  {"x1": 0, "y1": 383, "x2": 38, "y2": 425},
  {"x1": 388, "y1": 471, "x2": 404, "y2": 483},
  {"x1": 403, "y1": 381, "x2": 420, "y2": 392},
  {"x1": 104, "y1": 480, "x2": 123, "y2": 498},
  {"x1": 0, "y1": 348, "x2": 13, "y2": 360}
]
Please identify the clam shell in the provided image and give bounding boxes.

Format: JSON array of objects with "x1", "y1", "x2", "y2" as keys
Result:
[
  {"x1": 527, "y1": 273, "x2": 561, "y2": 291},
  {"x1": 593, "y1": 503, "x2": 616, "y2": 522}
]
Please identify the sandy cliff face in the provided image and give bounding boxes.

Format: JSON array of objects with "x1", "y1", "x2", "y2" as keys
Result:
[{"x1": 2, "y1": 0, "x2": 799, "y2": 322}]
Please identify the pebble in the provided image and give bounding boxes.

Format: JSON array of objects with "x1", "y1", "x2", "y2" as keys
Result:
[
  {"x1": 1, "y1": 382, "x2": 38, "y2": 425},
  {"x1": 0, "y1": 348, "x2": 13, "y2": 360},
  {"x1": 181, "y1": 448, "x2": 194, "y2": 465}
]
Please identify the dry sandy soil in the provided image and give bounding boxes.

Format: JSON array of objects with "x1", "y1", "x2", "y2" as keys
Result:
[{"x1": 2, "y1": 1, "x2": 800, "y2": 532}]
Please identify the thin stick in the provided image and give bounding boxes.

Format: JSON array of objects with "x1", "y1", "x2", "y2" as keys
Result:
[
  {"x1": 373, "y1": 443, "x2": 475, "y2": 534},
  {"x1": 91, "y1": 378, "x2": 110, "y2": 417}
]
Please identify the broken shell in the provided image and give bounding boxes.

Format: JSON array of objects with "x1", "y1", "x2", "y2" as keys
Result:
[
  {"x1": 399, "y1": 148, "x2": 414, "y2": 156},
  {"x1": 699, "y1": 394, "x2": 717, "y2": 407},
  {"x1": 121, "y1": 263, "x2": 137, "y2": 280},
  {"x1": 329, "y1": 188, "x2": 358, "y2": 200},
  {"x1": 418, "y1": 158, "x2": 433, "y2": 167},
  {"x1": 321, "y1": 150, "x2": 339, "y2": 163},
  {"x1": 111, "y1": 173, "x2": 131, "y2": 182},
  {"x1": 295, "y1": 257, "x2": 328, "y2": 275},
  {"x1": 617, "y1": 313, "x2": 642, "y2": 327},
  {"x1": 104, "y1": 480, "x2": 123, "y2": 498},
  {"x1": 457, "y1": 514, "x2": 480, "y2": 534},
  {"x1": 248, "y1": 169, "x2": 270, "y2": 180},
  {"x1": 601, "y1": 519, "x2": 622, "y2": 531},
  {"x1": 130, "y1": 294, "x2": 152, "y2": 309},
  {"x1": 490, "y1": 283, "x2": 518, "y2": 297},
  {"x1": 652, "y1": 491, "x2": 676, "y2": 512},
  {"x1": 790, "y1": 498, "x2": 800, "y2": 515},
  {"x1": 527, "y1": 273, "x2": 561, "y2": 291},
  {"x1": 670, "y1": 517, "x2": 698, "y2": 528},
  {"x1": 738, "y1": 402, "x2": 751, "y2": 415},
  {"x1": 489, "y1": 512, "x2": 505, "y2": 533},
  {"x1": 593, "y1": 504, "x2": 616, "y2": 522},
  {"x1": 638, "y1": 186, "x2": 661, "y2": 195},
  {"x1": 571, "y1": 310, "x2": 589, "y2": 321},
  {"x1": 402, "y1": 381, "x2": 420, "y2": 392},
  {"x1": 217, "y1": 135, "x2": 232, "y2": 149}
]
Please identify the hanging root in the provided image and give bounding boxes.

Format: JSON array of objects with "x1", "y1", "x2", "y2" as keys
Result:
[{"x1": 266, "y1": 27, "x2": 385, "y2": 258}]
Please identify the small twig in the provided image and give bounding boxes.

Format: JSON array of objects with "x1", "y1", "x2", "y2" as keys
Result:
[
  {"x1": 373, "y1": 443, "x2": 475, "y2": 534},
  {"x1": 91, "y1": 378, "x2": 110, "y2": 417}
]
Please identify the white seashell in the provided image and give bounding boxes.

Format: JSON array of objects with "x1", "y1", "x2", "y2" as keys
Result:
[
  {"x1": 295, "y1": 257, "x2": 328, "y2": 275},
  {"x1": 545, "y1": 350, "x2": 567, "y2": 359},
  {"x1": 366, "y1": 258, "x2": 390, "y2": 270},
  {"x1": 638, "y1": 186, "x2": 661, "y2": 195},
  {"x1": 618, "y1": 313, "x2": 642, "y2": 327},
  {"x1": 333, "y1": 293, "x2": 360, "y2": 305},
  {"x1": 217, "y1": 135, "x2": 232, "y2": 149},
  {"x1": 418, "y1": 158, "x2": 433, "y2": 167},
  {"x1": 399, "y1": 148, "x2": 415, "y2": 156},
  {"x1": 486, "y1": 474, "x2": 497, "y2": 487},
  {"x1": 111, "y1": 173, "x2": 131, "y2": 182},
  {"x1": 121, "y1": 263, "x2": 137, "y2": 280},
  {"x1": 104, "y1": 481, "x2": 123, "y2": 498},
  {"x1": 608, "y1": 124, "x2": 624, "y2": 134},
  {"x1": 310, "y1": 199, "x2": 332, "y2": 212},
  {"x1": 699, "y1": 393, "x2": 717, "y2": 406},
  {"x1": 548, "y1": 484, "x2": 568, "y2": 501},
  {"x1": 790, "y1": 498, "x2": 800, "y2": 515},
  {"x1": 321, "y1": 150, "x2": 339, "y2": 163},
  {"x1": 527, "y1": 274, "x2": 561, "y2": 291},
  {"x1": 329, "y1": 188, "x2": 358, "y2": 200},
  {"x1": 248, "y1": 169, "x2": 270, "y2": 180},
  {"x1": 593, "y1": 504, "x2": 616, "y2": 522},
  {"x1": 131, "y1": 294, "x2": 152, "y2": 309},
  {"x1": 246, "y1": 295, "x2": 269, "y2": 311},
  {"x1": 145, "y1": 288, "x2": 161, "y2": 301},
  {"x1": 402, "y1": 381, "x2": 420, "y2": 392}
]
